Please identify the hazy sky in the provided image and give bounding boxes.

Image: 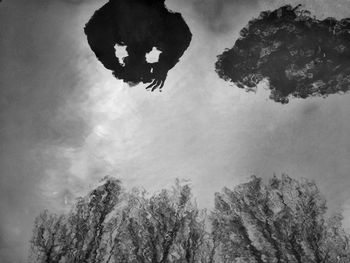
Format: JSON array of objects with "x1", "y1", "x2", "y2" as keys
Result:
[{"x1": 1, "y1": 0, "x2": 350, "y2": 262}]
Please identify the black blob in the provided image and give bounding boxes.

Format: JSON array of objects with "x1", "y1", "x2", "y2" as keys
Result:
[
  {"x1": 216, "y1": 5, "x2": 350, "y2": 104},
  {"x1": 84, "y1": 0, "x2": 192, "y2": 91}
]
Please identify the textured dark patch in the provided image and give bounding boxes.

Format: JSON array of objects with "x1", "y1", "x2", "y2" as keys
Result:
[
  {"x1": 216, "y1": 5, "x2": 350, "y2": 104},
  {"x1": 84, "y1": 0, "x2": 192, "y2": 91}
]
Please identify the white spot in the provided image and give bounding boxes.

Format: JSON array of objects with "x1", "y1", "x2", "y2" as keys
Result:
[
  {"x1": 114, "y1": 44, "x2": 128, "y2": 66},
  {"x1": 146, "y1": 47, "x2": 162, "y2": 63}
]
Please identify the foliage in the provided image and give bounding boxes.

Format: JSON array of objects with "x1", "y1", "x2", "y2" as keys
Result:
[
  {"x1": 108, "y1": 180, "x2": 210, "y2": 263},
  {"x1": 211, "y1": 174, "x2": 350, "y2": 263},
  {"x1": 215, "y1": 5, "x2": 350, "y2": 103},
  {"x1": 30, "y1": 179, "x2": 209, "y2": 263},
  {"x1": 30, "y1": 176, "x2": 350, "y2": 262},
  {"x1": 30, "y1": 178, "x2": 123, "y2": 263}
]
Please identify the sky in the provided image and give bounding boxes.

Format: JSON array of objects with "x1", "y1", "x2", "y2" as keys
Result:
[{"x1": 1, "y1": 0, "x2": 350, "y2": 262}]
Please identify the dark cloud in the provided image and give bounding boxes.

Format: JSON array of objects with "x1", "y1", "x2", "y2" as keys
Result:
[{"x1": 215, "y1": 5, "x2": 350, "y2": 103}]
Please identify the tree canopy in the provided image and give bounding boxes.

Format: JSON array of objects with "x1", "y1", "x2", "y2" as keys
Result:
[
  {"x1": 29, "y1": 179, "x2": 209, "y2": 263},
  {"x1": 216, "y1": 5, "x2": 350, "y2": 103},
  {"x1": 30, "y1": 175, "x2": 350, "y2": 262},
  {"x1": 212, "y1": 175, "x2": 350, "y2": 262}
]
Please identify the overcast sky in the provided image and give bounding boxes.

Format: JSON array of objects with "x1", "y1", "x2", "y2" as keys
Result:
[{"x1": 1, "y1": 0, "x2": 350, "y2": 262}]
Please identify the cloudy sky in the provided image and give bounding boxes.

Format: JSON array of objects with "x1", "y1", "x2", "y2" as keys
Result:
[{"x1": 1, "y1": 0, "x2": 350, "y2": 262}]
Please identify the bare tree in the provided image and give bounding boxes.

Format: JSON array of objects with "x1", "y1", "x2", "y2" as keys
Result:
[
  {"x1": 322, "y1": 213, "x2": 350, "y2": 263},
  {"x1": 30, "y1": 175, "x2": 350, "y2": 263},
  {"x1": 30, "y1": 210, "x2": 68, "y2": 263},
  {"x1": 211, "y1": 174, "x2": 350, "y2": 263},
  {"x1": 109, "y1": 180, "x2": 210, "y2": 263},
  {"x1": 30, "y1": 179, "x2": 210, "y2": 263},
  {"x1": 30, "y1": 178, "x2": 123, "y2": 263}
]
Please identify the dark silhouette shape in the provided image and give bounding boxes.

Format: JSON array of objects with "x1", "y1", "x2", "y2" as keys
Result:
[
  {"x1": 216, "y1": 5, "x2": 350, "y2": 103},
  {"x1": 84, "y1": 0, "x2": 192, "y2": 91}
]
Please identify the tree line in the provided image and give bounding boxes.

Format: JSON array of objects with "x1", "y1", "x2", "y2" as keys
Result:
[{"x1": 29, "y1": 175, "x2": 350, "y2": 263}]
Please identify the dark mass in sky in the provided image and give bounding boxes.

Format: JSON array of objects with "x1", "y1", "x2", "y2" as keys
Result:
[
  {"x1": 216, "y1": 5, "x2": 350, "y2": 103},
  {"x1": 84, "y1": 0, "x2": 192, "y2": 91}
]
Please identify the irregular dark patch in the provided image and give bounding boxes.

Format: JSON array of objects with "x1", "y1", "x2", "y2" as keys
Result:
[
  {"x1": 216, "y1": 5, "x2": 350, "y2": 103},
  {"x1": 84, "y1": 0, "x2": 192, "y2": 91}
]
